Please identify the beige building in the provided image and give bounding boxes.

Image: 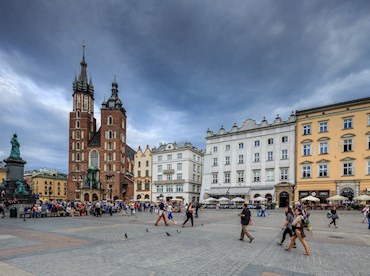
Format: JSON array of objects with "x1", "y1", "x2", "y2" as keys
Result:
[
  {"x1": 0, "y1": 162, "x2": 6, "y2": 182},
  {"x1": 134, "y1": 145, "x2": 152, "y2": 202},
  {"x1": 295, "y1": 97, "x2": 370, "y2": 203},
  {"x1": 32, "y1": 172, "x2": 68, "y2": 201}
]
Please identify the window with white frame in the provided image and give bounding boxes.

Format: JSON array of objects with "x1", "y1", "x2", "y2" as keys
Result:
[
  {"x1": 237, "y1": 171, "x2": 244, "y2": 182},
  {"x1": 167, "y1": 185, "x2": 173, "y2": 192},
  {"x1": 280, "y1": 168, "x2": 288, "y2": 180},
  {"x1": 157, "y1": 185, "x2": 164, "y2": 192},
  {"x1": 177, "y1": 163, "x2": 182, "y2": 171},
  {"x1": 318, "y1": 164, "x2": 328, "y2": 177},
  {"x1": 267, "y1": 151, "x2": 273, "y2": 161},
  {"x1": 177, "y1": 153, "x2": 182, "y2": 159},
  {"x1": 225, "y1": 145, "x2": 230, "y2": 151},
  {"x1": 158, "y1": 165, "x2": 162, "y2": 172},
  {"x1": 167, "y1": 164, "x2": 172, "y2": 170},
  {"x1": 157, "y1": 175, "x2": 163, "y2": 181},
  {"x1": 268, "y1": 138, "x2": 274, "y2": 145},
  {"x1": 343, "y1": 118, "x2": 353, "y2": 129},
  {"x1": 343, "y1": 162, "x2": 353, "y2": 175},
  {"x1": 213, "y1": 146, "x2": 218, "y2": 152},
  {"x1": 239, "y1": 143, "x2": 244, "y2": 149},
  {"x1": 177, "y1": 173, "x2": 182, "y2": 180},
  {"x1": 225, "y1": 156, "x2": 230, "y2": 165},
  {"x1": 343, "y1": 139, "x2": 353, "y2": 152},
  {"x1": 193, "y1": 164, "x2": 196, "y2": 172},
  {"x1": 319, "y1": 122, "x2": 328, "y2": 132},
  {"x1": 158, "y1": 156, "x2": 162, "y2": 161},
  {"x1": 254, "y1": 140, "x2": 260, "y2": 147},
  {"x1": 167, "y1": 154, "x2": 172, "y2": 160},
  {"x1": 303, "y1": 125, "x2": 311, "y2": 135},
  {"x1": 281, "y1": 149, "x2": 288, "y2": 160},
  {"x1": 266, "y1": 169, "x2": 274, "y2": 181},
  {"x1": 320, "y1": 142, "x2": 328, "y2": 154},
  {"x1": 176, "y1": 184, "x2": 183, "y2": 192},
  {"x1": 238, "y1": 155, "x2": 244, "y2": 164},
  {"x1": 367, "y1": 161, "x2": 370, "y2": 175},
  {"x1": 254, "y1": 153, "x2": 260, "y2": 162},
  {"x1": 303, "y1": 144, "x2": 311, "y2": 156},
  {"x1": 224, "y1": 172, "x2": 231, "y2": 183},
  {"x1": 166, "y1": 174, "x2": 172, "y2": 181},
  {"x1": 282, "y1": 136, "x2": 288, "y2": 143},
  {"x1": 302, "y1": 165, "x2": 311, "y2": 178},
  {"x1": 213, "y1": 158, "x2": 218, "y2": 166},
  {"x1": 212, "y1": 173, "x2": 218, "y2": 183},
  {"x1": 253, "y1": 170, "x2": 260, "y2": 182}
]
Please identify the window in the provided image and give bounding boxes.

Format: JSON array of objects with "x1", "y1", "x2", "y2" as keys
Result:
[
  {"x1": 167, "y1": 154, "x2": 172, "y2": 160},
  {"x1": 237, "y1": 171, "x2": 244, "y2": 182},
  {"x1": 107, "y1": 116, "x2": 113, "y2": 125},
  {"x1": 239, "y1": 143, "x2": 244, "y2": 149},
  {"x1": 177, "y1": 153, "x2": 182, "y2": 159},
  {"x1": 108, "y1": 142, "x2": 112, "y2": 150},
  {"x1": 177, "y1": 163, "x2": 182, "y2": 171},
  {"x1": 254, "y1": 140, "x2": 260, "y2": 147},
  {"x1": 158, "y1": 165, "x2": 162, "y2": 172},
  {"x1": 303, "y1": 144, "x2": 311, "y2": 156},
  {"x1": 213, "y1": 157, "x2": 217, "y2": 166},
  {"x1": 193, "y1": 154, "x2": 196, "y2": 160},
  {"x1": 145, "y1": 170, "x2": 149, "y2": 177},
  {"x1": 213, "y1": 146, "x2": 218, "y2": 152},
  {"x1": 267, "y1": 151, "x2": 273, "y2": 161},
  {"x1": 90, "y1": 150, "x2": 99, "y2": 168},
  {"x1": 177, "y1": 173, "x2": 182, "y2": 180},
  {"x1": 281, "y1": 149, "x2": 288, "y2": 160},
  {"x1": 282, "y1": 136, "x2": 288, "y2": 143},
  {"x1": 368, "y1": 115, "x2": 370, "y2": 126},
  {"x1": 166, "y1": 174, "x2": 172, "y2": 181},
  {"x1": 318, "y1": 164, "x2": 328, "y2": 177},
  {"x1": 253, "y1": 170, "x2": 260, "y2": 182},
  {"x1": 197, "y1": 166, "x2": 200, "y2": 173},
  {"x1": 303, "y1": 125, "x2": 311, "y2": 135},
  {"x1": 266, "y1": 169, "x2": 274, "y2": 181},
  {"x1": 176, "y1": 184, "x2": 183, "y2": 192},
  {"x1": 146, "y1": 161, "x2": 149, "y2": 167},
  {"x1": 367, "y1": 160, "x2": 370, "y2": 175},
  {"x1": 137, "y1": 182, "x2": 142, "y2": 190},
  {"x1": 238, "y1": 155, "x2": 244, "y2": 164},
  {"x1": 343, "y1": 162, "x2": 353, "y2": 175},
  {"x1": 157, "y1": 185, "x2": 163, "y2": 193},
  {"x1": 280, "y1": 168, "x2": 288, "y2": 180},
  {"x1": 320, "y1": 142, "x2": 328, "y2": 154},
  {"x1": 145, "y1": 182, "x2": 149, "y2": 190},
  {"x1": 319, "y1": 122, "x2": 328, "y2": 132},
  {"x1": 138, "y1": 161, "x2": 141, "y2": 168},
  {"x1": 343, "y1": 118, "x2": 352, "y2": 129},
  {"x1": 76, "y1": 120, "x2": 80, "y2": 129},
  {"x1": 254, "y1": 153, "x2": 260, "y2": 162},
  {"x1": 167, "y1": 185, "x2": 173, "y2": 192},
  {"x1": 137, "y1": 171, "x2": 141, "y2": 177},
  {"x1": 225, "y1": 156, "x2": 230, "y2": 165},
  {"x1": 167, "y1": 164, "x2": 172, "y2": 170},
  {"x1": 158, "y1": 156, "x2": 162, "y2": 161},
  {"x1": 193, "y1": 164, "x2": 196, "y2": 172},
  {"x1": 224, "y1": 172, "x2": 231, "y2": 183},
  {"x1": 193, "y1": 174, "x2": 196, "y2": 181},
  {"x1": 343, "y1": 139, "x2": 353, "y2": 152},
  {"x1": 226, "y1": 145, "x2": 231, "y2": 151},
  {"x1": 212, "y1": 173, "x2": 218, "y2": 184},
  {"x1": 302, "y1": 165, "x2": 311, "y2": 178},
  {"x1": 268, "y1": 138, "x2": 274, "y2": 145}
]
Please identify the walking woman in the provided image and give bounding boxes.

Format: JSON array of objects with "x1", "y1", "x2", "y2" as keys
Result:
[
  {"x1": 285, "y1": 209, "x2": 310, "y2": 255},
  {"x1": 182, "y1": 202, "x2": 194, "y2": 227},
  {"x1": 328, "y1": 206, "x2": 338, "y2": 228},
  {"x1": 167, "y1": 201, "x2": 177, "y2": 224},
  {"x1": 277, "y1": 206, "x2": 295, "y2": 246}
]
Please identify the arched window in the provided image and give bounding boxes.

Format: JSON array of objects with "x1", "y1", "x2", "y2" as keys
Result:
[
  {"x1": 108, "y1": 142, "x2": 112, "y2": 150},
  {"x1": 76, "y1": 131, "x2": 80, "y2": 139},
  {"x1": 108, "y1": 130, "x2": 113, "y2": 139},
  {"x1": 76, "y1": 111, "x2": 80, "y2": 118},
  {"x1": 108, "y1": 116, "x2": 113, "y2": 125},
  {"x1": 76, "y1": 164, "x2": 80, "y2": 171},
  {"x1": 108, "y1": 164, "x2": 112, "y2": 171},
  {"x1": 89, "y1": 150, "x2": 99, "y2": 168},
  {"x1": 76, "y1": 120, "x2": 80, "y2": 129},
  {"x1": 76, "y1": 153, "x2": 80, "y2": 161},
  {"x1": 76, "y1": 142, "x2": 80, "y2": 150}
]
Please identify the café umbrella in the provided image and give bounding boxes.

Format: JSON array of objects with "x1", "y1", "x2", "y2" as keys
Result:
[
  {"x1": 353, "y1": 194, "x2": 370, "y2": 201},
  {"x1": 326, "y1": 195, "x2": 348, "y2": 201},
  {"x1": 301, "y1": 195, "x2": 320, "y2": 202}
]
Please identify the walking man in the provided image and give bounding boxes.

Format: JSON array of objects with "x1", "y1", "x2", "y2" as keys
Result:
[
  {"x1": 239, "y1": 203, "x2": 254, "y2": 243},
  {"x1": 155, "y1": 199, "x2": 168, "y2": 226}
]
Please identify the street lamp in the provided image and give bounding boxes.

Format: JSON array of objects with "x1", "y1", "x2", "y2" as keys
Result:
[{"x1": 48, "y1": 186, "x2": 52, "y2": 202}]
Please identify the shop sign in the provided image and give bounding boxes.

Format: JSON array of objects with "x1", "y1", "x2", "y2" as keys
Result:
[
  {"x1": 311, "y1": 192, "x2": 317, "y2": 196},
  {"x1": 319, "y1": 191, "x2": 329, "y2": 196},
  {"x1": 299, "y1": 191, "x2": 309, "y2": 196}
]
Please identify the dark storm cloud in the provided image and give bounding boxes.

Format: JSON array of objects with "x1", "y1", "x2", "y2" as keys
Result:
[{"x1": 1, "y1": 0, "x2": 370, "y2": 172}]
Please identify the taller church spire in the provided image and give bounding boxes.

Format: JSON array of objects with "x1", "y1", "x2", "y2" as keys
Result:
[
  {"x1": 73, "y1": 43, "x2": 94, "y2": 97},
  {"x1": 78, "y1": 43, "x2": 88, "y2": 83}
]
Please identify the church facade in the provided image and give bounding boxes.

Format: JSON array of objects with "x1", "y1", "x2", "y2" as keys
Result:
[{"x1": 67, "y1": 47, "x2": 134, "y2": 202}]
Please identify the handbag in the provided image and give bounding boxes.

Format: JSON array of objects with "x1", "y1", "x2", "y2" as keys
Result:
[{"x1": 326, "y1": 212, "x2": 332, "y2": 218}]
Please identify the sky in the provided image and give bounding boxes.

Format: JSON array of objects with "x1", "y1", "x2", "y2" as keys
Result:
[{"x1": 1, "y1": 0, "x2": 370, "y2": 173}]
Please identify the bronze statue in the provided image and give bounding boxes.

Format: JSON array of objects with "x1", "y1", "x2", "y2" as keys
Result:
[
  {"x1": 10, "y1": 134, "x2": 21, "y2": 159},
  {"x1": 14, "y1": 180, "x2": 29, "y2": 196}
]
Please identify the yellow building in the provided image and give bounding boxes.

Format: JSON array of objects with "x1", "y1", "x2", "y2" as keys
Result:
[
  {"x1": 134, "y1": 145, "x2": 152, "y2": 202},
  {"x1": 295, "y1": 97, "x2": 370, "y2": 203},
  {"x1": 32, "y1": 173, "x2": 68, "y2": 201},
  {"x1": 0, "y1": 162, "x2": 6, "y2": 182}
]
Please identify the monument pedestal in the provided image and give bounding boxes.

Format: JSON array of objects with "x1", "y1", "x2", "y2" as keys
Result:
[{"x1": 4, "y1": 157, "x2": 27, "y2": 181}]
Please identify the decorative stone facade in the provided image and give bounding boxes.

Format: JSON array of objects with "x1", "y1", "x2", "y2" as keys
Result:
[{"x1": 134, "y1": 145, "x2": 152, "y2": 202}]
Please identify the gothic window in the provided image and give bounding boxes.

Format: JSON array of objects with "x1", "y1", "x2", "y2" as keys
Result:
[
  {"x1": 76, "y1": 111, "x2": 80, "y2": 118},
  {"x1": 76, "y1": 153, "x2": 80, "y2": 161},
  {"x1": 76, "y1": 120, "x2": 80, "y2": 129},
  {"x1": 83, "y1": 95, "x2": 88, "y2": 111},
  {"x1": 108, "y1": 116, "x2": 113, "y2": 125},
  {"x1": 108, "y1": 142, "x2": 112, "y2": 150},
  {"x1": 77, "y1": 94, "x2": 81, "y2": 108},
  {"x1": 108, "y1": 130, "x2": 113, "y2": 139},
  {"x1": 108, "y1": 164, "x2": 112, "y2": 171},
  {"x1": 89, "y1": 150, "x2": 99, "y2": 168},
  {"x1": 76, "y1": 142, "x2": 80, "y2": 150}
]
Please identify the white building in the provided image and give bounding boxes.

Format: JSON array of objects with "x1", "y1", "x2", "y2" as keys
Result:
[
  {"x1": 201, "y1": 114, "x2": 296, "y2": 207},
  {"x1": 152, "y1": 142, "x2": 203, "y2": 204}
]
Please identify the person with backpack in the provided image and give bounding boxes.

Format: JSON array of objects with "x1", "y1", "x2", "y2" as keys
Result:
[
  {"x1": 277, "y1": 206, "x2": 296, "y2": 247},
  {"x1": 285, "y1": 209, "x2": 310, "y2": 255},
  {"x1": 238, "y1": 203, "x2": 254, "y2": 242},
  {"x1": 182, "y1": 202, "x2": 194, "y2": 227}
]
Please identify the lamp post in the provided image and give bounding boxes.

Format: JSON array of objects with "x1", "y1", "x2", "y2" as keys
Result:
[
  {"x1": 48, "y1": 186, "x2": 52, "y2": 202},
  {"x1": 109, "y1": 187, "x2": 112, "y2": 201}
]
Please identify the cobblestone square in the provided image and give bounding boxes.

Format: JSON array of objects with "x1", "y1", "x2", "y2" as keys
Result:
[{"x1": 0, "y1": 209, "x2": 369, "y2": 276}]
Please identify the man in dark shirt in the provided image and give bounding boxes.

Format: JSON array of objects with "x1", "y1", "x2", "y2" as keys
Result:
[
  {"x1": 239, "y1": 203, "x2": 254, "y2": 242},
  {"x1": 154, "y1": 200, "x2": 168, "y2": 226}
]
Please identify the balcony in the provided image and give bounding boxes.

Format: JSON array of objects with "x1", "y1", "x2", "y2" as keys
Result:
[
  {"x1": 163, "y1": 169, "x2": 175, "y2": 174},
  {"x1": 154, "y1": 179, "x2": 185, "y2": 185}
]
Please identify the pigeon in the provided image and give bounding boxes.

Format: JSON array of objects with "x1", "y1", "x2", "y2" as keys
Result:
[
  {"x1": 125, "y1": 233, "x2": 128, "y2": 238},
  {"x1": 177, "y1": 230, "x2": 181, "y2": 233},
  {"x1": 146, "y1": 228, "x2": 149, "y2": 232},
  {"x1": 201, "y1": 223, "x2": 203, "y2": 226},
  {"x1": 166, "y1": 232, "x2": 171, "y2": 237}
]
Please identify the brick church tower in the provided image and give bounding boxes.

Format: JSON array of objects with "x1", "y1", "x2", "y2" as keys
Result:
[{"x1": 67, "y1": 47, "x2": 134, "y2": 202}]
